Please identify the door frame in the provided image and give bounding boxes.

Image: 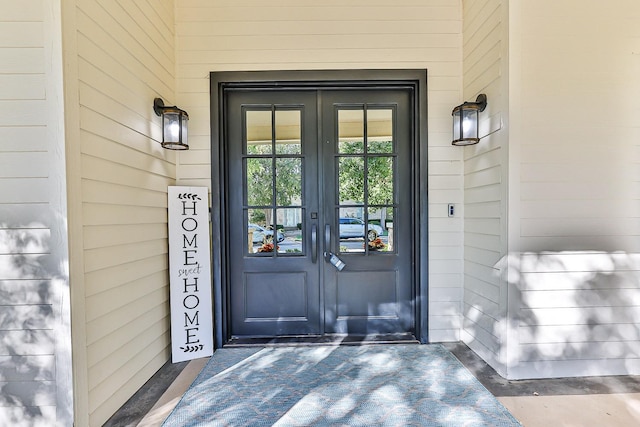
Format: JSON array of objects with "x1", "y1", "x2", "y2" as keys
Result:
[{"x1": 210, "y1": 70, "x2": 429, "y2": 347}]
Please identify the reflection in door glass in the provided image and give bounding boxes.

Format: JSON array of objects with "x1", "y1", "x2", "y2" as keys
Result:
[
  {"x1": 246, "y1": 110, "x2": 272, "y2": 155},
  {"x1": 276, "y1": 208, "x2": 303, "y2": 254},
  {"x1": 244, "y1": 107, "x2": 305, "y2": 258},
  {"x1": 247, "y1": 208, "x2": 276, "y2": 254},
  {"x1": 336, "y1": 209, "x2": 393, "y2": 254},
  {"x1": 245, "y1": 158, "x2": 273, "y2": 206},
  {"x1": 367, "y1": 109, "x2": 394, "y2": 153},
  {"x1": 338, "y1": 157, "x2": 364, "y2": 205},
  {"x1": 275, "y1": 110, "x2": 301, "y2": 154},
  {"x1": 276, "y1": 158, "x2": 301, "y2": 206},
  {"x1": 336, "y1": 106, "x2": 396, "y2": 255},
  {"x1": 367, "y1": 156, "x2": 394, "y2": 205},
  {"x1": 338, "y1": 109, "x2": 364, "y2": 153},
  {"x1": 368, "y1": 207, "x2": 394, "y2": 252},
  {"x1": 338, "y1": 209, "x2": 365, "y2": 253}
]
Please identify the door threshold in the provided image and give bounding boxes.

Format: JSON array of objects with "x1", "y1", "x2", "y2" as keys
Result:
[{"x1": 224, "y1": 333, "x2": 419, "y2": 348}]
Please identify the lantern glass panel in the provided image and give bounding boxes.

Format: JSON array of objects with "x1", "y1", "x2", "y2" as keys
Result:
[
  {"x1": 163, "y1": 111, "x2": 181, "y2": 143},
  {"x1": 461, "y1": 108, "x2": 478, "y2": 139},
  {"x1": 180, "y1": 113, "x2": 188, "y2": 143},
  {"x1": 452, "y1": 109, "x2": 462, "y2": 141}
]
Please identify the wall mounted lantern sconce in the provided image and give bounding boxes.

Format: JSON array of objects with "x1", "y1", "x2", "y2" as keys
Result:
[
  {"x1": 451, "y1": 94, "x2": 487, "y2": 146},
  {"x1": 153, "y1": 98, "x2": 189, "y2": 150}
]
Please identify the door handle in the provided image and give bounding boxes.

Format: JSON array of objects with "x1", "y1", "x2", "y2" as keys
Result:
[
  {"x1": 324, "y1": 224, "x2": 331, "y2": 260},
  {"x1": 311, "y1": 224, "x2": 317, "y2": 263}
]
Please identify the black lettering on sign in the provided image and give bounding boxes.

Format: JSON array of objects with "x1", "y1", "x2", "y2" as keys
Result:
[
  {"x1": 185, "y1": 327, "x2": 200, "y2": 344},
  {"x1": 182, "y1": 200, "x2": 197, "y2": 216},
  {"x1": 184, "y1": 311, "x2": 200, "y2": 327},
  {"x1": 183, "y1": 277, "x2": 199, "y2": 292},
  {"x1": 183, "y1": 294, "x2": 200, "y2": 310}
]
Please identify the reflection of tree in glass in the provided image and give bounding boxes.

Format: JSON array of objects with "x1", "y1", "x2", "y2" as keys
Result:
[
  {"x1": 339, "y1": 140, "x2": 364, "y2": 153},
  {"x1": 339, "y1": 157, "x2": 364, "y2": 203},
  {"x1": 368, "y1": 140, "x2": 393, "y2": 154},
  {"x1": 247, "y1": 143, "x2": 271, "y2": 155},
  {"x1": 339, "y1": 141, "x2": 393, "y2": 205},
  {"x1": 246, "y1": 144, "x2": 302, "y2": 208},
  {"x1": 368, "y1": 156, "x2": 393, "y2": 205},
  {"x1": 276, "y1": 158, "x2": 301, "y2": 206},
  {"x1": 246, "y1": 158, "x2": 272, "y2": 206},
  {"x1": 249, "y1": 208, "x2": 266, "y2": 225},
  {"x1": 247, "y1": 140, "x2": 393, "y2": 212}
]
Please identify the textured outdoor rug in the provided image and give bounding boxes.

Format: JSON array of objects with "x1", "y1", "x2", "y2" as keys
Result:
[{"x1": 162, "y1": 344, "x2": 521, "y2": 426}]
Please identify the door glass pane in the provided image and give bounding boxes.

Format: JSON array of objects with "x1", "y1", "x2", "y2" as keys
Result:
[
  {"x1": 247, "y1": 208, "x2": 274, "y2": 254},
  {"x1": 336, "y1": 106, "x2": 397, "y2": 256},
  {"x1": 367, "y1": 207, "x2": 393, "y2": 253},
  {"x1": 275, "y1": 110, "x2": 301, "y2": 154},
  {"x1": 338, "y1": 208, "x2": 365, "y2": 253},
  {"x1": 246, "y1": 158, "x2": 273, "y2": 206},
  {"x1": 276, "y1": 208, "x2": 303, "y2": 254},
  {"x1": 246, "y1": 110, "x2": 272, "y2": 155},
  {"x1": 338, "y1": 109, "x2": 364, "y2": 153},
  {"x1": 367, "y1": 156, "x2": 394, "y2": 205},
  {"x1": 338, "y1": 157, "x2": 364, "y2": 205},
  {"x1": 276, "y1": 158, "x2": 302, "y2": 206},
  {"x1": 367, "y1": 109, "x2": 393, "y2": 153}
]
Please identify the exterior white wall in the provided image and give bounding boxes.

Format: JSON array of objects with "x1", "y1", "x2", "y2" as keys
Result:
[
  {"x1": 62, "y1": 1, "x2": 178, "y2": 425},
  {"x1": 0, "y1": 1, "x2": 73, "y2": 425},
  {"x1": 506, "y1": 0, "x2": 640, "y2": 378},
  {"x1": 461, "y1": 0, "x2": 509, "y2": 376},
  {"x1": 175, "y1": 0, "x2": 465, "y2": 343}
]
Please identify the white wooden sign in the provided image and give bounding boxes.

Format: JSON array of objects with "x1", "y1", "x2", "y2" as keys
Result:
[{"x1": 168, "y1": 186, "x2": 214, "y2": 362}]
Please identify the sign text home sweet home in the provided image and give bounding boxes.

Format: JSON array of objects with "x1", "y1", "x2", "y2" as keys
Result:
[{"x1": 168, "y1": 186, "x2": 213, "y2": 362}]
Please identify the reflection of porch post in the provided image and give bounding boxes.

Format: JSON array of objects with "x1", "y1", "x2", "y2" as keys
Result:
[
  {"x1": 387, "y1": 222, "x2": 393, "y2": 249},
  {"x1": 248, "y1": 230, "x2": 254, "y2": 253},
  {"x1": 380, "y1": 207, "x2": 387, "y2": 231}
]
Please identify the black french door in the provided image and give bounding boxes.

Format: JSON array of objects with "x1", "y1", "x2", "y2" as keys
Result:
[{"x1": 226, "y1": 88, "x2": 414, "y2": 339}]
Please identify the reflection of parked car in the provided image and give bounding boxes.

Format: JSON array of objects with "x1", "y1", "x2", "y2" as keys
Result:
[
  {"x1": 339, "y1": 218, "x2": 384, "y2": 241},
  {"x1": 248, "y1": 223, "x2": 285, "y2": 243}
]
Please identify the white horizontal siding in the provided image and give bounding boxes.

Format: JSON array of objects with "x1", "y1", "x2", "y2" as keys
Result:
[
  {"x1": 84, "y1": 255, "x2": 168, "y2": 298},
  {"x1": 67, "y1": 0, "x2": 177, "y2": 425},
  {"x1": 0, "y1": 152, "x2": 49, "y2": 178},
  {"x1": 520, "y1": 324, "x2": 640, "y2": 344},
  {"x1": 0, "y1": 48, "x2": 44, "y2": 74},
  {"x1": 506, "y1": 1, "x2": 640, "y2": 379},
  {"x1": 0, "y1": 127, "x2": 47, "y2": 153},
  {"x1": 0, "y1": 1, "x2": 71, "y2": 425},
  {"x1": 517, "y1": 1, "x2": 640, "y2": 252},
  {"x1": 461, "y1": 0, "x2": 507, "y2": 374},
  {"x1": 506, "y1": 252, "x2": 640, "y2": 379}
]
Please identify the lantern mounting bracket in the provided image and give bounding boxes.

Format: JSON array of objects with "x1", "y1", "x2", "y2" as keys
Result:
[
  {"x1": 153, "y1": 97, "x2": 166, "y2": 116},
  {"x1": 473, "y1": 94, "x2": 487, "y2": 112}
]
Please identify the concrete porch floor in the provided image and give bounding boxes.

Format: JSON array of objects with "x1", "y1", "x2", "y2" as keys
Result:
[{"x1": 104, "y1": 342, "x2": 640, "y2": 427}]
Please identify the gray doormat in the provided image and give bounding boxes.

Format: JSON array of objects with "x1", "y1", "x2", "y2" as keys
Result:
[{"x1": 162, "y1": 344, "x2": 521, "y2": 426}]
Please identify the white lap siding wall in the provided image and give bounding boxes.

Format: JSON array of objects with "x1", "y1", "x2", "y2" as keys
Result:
[
  {"x1": 461, "y1": 0, "x2": 509, "y2": 376},
  {"x1": 460, "y1": 0, "x2": 640, "y2": 380},
  {"x1": 62, "y1": 0, "x2": 178, "y2": 425},
  {"x1": 0, "y1": 1, "x2": 72, "y2": 425},
  {"x1": 505, "y1": 0, "x2": 640, "y2": 379}
]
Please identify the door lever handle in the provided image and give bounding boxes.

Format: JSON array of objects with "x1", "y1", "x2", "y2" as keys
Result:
[
  {"x1": 324, "y1": 224, "x2": 331, "y2": 260},
  {"x1": 311, "y1": 224, "x2": 317, "y2": 263}
]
